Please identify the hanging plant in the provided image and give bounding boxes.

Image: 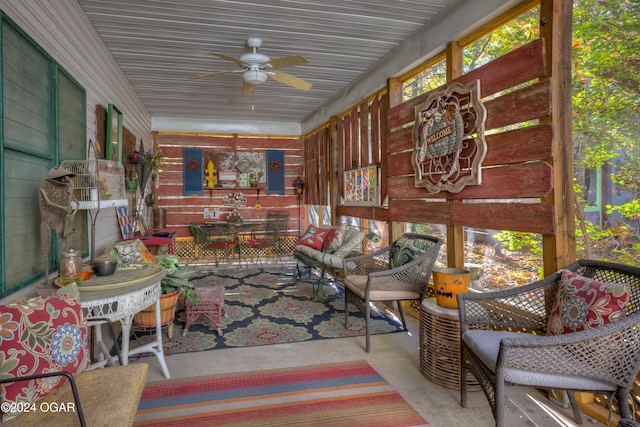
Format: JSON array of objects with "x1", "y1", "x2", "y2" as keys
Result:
[{"x1": 143, "y1": 150, "x2": 164, "y2": 172}]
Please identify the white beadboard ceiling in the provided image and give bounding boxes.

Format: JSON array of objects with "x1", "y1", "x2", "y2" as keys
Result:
[{"x1": 76, "y1": 0, "x2": 508, "y2": 132}]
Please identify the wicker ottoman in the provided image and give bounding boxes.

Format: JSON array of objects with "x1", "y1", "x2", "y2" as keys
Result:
[
  {"x1": 420, "y1": 297, "x2": 479, "y2": 390},
  {"x1": 183, "y1": 286, "x2": 225, "y2": 336}
]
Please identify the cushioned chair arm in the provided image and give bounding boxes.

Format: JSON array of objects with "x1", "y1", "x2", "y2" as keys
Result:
[
  {"x1": 497, "y1": 313, "x2": 640, "y2": 385},
  {"x1": 0, "y1": 371, "x2": 86, "y2": 427},
  {"x1": 343, "y1": 246, "x2": 391, "y2": 276},
  {"x1": 458, "y1": 271, "x2": 561, "y2": 333}
]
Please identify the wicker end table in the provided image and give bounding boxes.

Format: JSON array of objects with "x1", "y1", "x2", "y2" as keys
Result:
[
  {"x1": 183, "y1": 287, "x2": 226, "y2": 336},
  {"x1": 420, "y1": 297, "x2": 480, "y2": 391}
]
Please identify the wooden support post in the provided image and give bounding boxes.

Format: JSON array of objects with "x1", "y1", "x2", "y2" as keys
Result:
[
  {"x1": 540, "y1": 0, "x2": 576, "y2": 275},
  {"x1": 446, "y1": 41, "x2": 466, "y2": 269}
]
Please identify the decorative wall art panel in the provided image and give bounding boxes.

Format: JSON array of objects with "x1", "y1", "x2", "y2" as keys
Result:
[
  {"x1": 206, "y1": 151, "x2": 266, "y2": 189},
  {"x1": 266, "y1": 150, "x2": 285, "y2": 195},
  {"x1": 412, "y1": 80, "x2": 487, "y2": 194},
  {"x1": 183, "y1": 148, "x2": 203, "y2": 196},
  {"x1": 343, "y1": 165, "x2": 379, "y2": 206}
]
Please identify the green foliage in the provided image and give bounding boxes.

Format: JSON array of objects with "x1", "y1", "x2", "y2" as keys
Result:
[
  {"x1": 155, "y1": 255, "x2": 198, "y2": 305},
  {"x1": 606, "y1": 200, "x2": 640, "y2": 220},
  {"x1": 572, "y1": 0, "x2": 640, "y2": 264},
  {"x1": 494, "y1": 231, "x2": 541, "y2": 256}
]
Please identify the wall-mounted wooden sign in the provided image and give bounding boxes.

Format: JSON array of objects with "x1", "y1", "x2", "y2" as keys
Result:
[{"x1": 412, "y1": 80, "x2": 487, "y2": 194}]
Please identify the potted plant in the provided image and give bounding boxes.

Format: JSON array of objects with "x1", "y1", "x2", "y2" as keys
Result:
[{"x1": 133, "y1": 255, "x2": 198, "y2": 338}]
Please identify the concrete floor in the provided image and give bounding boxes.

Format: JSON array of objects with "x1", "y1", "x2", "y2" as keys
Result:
[{"x1": 136, "y1": 262, "x2": 608, "y2": 427}]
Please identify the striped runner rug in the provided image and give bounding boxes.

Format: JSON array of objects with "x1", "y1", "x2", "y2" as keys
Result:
[{"x1": 134, "y1": 361, "x2": 429, "y2": 426}]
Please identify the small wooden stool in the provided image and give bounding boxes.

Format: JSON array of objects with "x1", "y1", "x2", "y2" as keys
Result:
[{"x1": 183, "y1": 287, "x2": 225, "y2": 336}]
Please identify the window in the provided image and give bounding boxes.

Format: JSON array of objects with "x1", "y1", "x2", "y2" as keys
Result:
[{"x1": 1, "y1": 16, "x2": 86, "y2": 296}]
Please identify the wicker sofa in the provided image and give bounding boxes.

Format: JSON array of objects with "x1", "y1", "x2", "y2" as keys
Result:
[{"x1": 293, "y1": 224, "x2": 366, "y2": 285}]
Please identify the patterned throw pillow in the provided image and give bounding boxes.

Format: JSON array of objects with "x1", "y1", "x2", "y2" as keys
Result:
[
  {"x1": 113, "y1": 239, "x2": 155, "y2": 264},
  {"x1": 0, "y1": 284, "x2": 90, "y2": 421},
  {"x1": 547, "y1": 269, "x2": 628, "y2": 335},
  {"x1": 298, "y1": 226, "x2": 337, "y2": 251},
  {"x1": 327, "y1": 224, "x2": 348, "y2": 253},
  {"x1": 389, "y1": 236, "x2": 430, "y2": 268}
]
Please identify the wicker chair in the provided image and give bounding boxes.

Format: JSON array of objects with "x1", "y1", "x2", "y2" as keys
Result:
[
  {"x1": 342, "y1": 233, "x2": 443, "y2": 352},
  {"x1": 458, "y1": 259, "x2": 640, "y2": 427}
]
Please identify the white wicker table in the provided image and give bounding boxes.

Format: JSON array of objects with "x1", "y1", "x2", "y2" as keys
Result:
[{"x1": 78, "y1": 264, "x2": 170, "y2": 378}]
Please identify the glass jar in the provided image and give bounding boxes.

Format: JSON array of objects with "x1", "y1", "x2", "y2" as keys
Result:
[{"x1": 59, "y1": 248, "x2": 83, "y2": 285}]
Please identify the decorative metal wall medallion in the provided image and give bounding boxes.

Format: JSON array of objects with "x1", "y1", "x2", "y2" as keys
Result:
[{"x1": 412, "y1": 80, "x2": 487, "y2": 194}]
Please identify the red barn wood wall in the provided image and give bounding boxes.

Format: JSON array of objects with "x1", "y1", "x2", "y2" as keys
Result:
[
  {"x1": 154, "y1": 133, "x2": 303, "y2": 237},
  {"x1": 335, "y1": 92, "x2": 389, "y2": 221},
  {"x1": 387, "y1": 39, "x2": 555, "y2": 235}
]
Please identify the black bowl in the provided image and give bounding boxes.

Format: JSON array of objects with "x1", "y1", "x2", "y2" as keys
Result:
[
  {"x1": 152, "y1": 231, "x2": 171, "y2": 237},
  {"x1": 92, "y1": 258, "x2": 117, "y2": 276}
]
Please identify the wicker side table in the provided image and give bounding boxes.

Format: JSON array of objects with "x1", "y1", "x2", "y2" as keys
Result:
[
  {"x1": 183, "y1": 287, "x2": 226, "y2": 336},
  {"x1": 420, "y1": 297, "x2": 480, "y2": 390}
]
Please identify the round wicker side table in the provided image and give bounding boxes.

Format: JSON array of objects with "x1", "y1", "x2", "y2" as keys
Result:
[{"x1": 420, "y1": 297, "x2": 480, "y2": 391}]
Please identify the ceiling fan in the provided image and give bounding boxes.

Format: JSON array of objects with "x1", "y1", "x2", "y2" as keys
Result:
[{"x1": 190, "y1": 37, "x2": 313, "y2": 95}]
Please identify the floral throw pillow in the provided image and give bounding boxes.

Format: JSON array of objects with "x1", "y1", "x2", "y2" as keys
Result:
[
  {"x1": 547, "y1": 269, "x2": 628, "y2": 336},
  {"x1": 0, "y1": 284, "x2": 90, "y2": 421}
]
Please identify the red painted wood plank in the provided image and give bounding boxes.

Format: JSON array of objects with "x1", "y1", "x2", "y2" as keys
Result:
[
  {"x1": 453, "y1": 38, "x2": 547, "y2": 99},
  {"x1": 389, "y1": 200, "x2": 450, "y2": 225},
  {"x1": 484, "y1": 123, "x2": 553, "y2": 166},
  {"x1": 387, "y1": 161, "x2": 552, "y2": 200},
  {"x1": 387, "y1": 126, "x2": 413, "y2": 154},
  {"x1": 450, "y1": 202, "x2": 555, "y2": 235},
  {"x1": 386, "y1": 151, "x2": 414, "y2": 176},
  {"x1": 484, "y1": 80, "x2": 551, "y2": 131},
  {"x1": 371, "y1": 96, "x2": 380, "y2": 165},
  {"x1": 336, "y1": 205, "x2": 389, "y2": 222},
  {"x1": 359, "y1": 101, "x2": 369, "y2": 166},
  {"x1": 350, "y1": 109, "x2": 359, "y2": 169},
  {"x1": 379, "y1": 93, "x2": 389, "y2": 203},
  {"x1": 342, "y1": 114, "x2": 352, "y2": 171},
  {"x1": 451, "y1": 162, "x2": 553, "y2": 199},
  {"x1": 337, "y1": 120, "x2": 345, "y2": 197}
]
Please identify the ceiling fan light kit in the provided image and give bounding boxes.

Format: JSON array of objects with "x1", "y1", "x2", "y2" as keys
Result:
[
  {"x1": 243, "y1": 69, "x2": 268, "y2": 85},
  {"x1": 190, "y1": 37, "x2": 312, "y2": 93}
]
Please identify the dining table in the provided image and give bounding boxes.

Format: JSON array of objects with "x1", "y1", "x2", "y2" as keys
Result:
[{"x1": 203, "y1": 220, "x2": 265, "y2": 240}]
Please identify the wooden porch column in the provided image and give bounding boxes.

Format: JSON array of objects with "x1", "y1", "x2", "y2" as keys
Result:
[
  {"x1": 446, "y1": 41, "x2": 465, "y2": 269},
  {"x1": 540, "y1": 0, "x2": 576, "y2": 274}
]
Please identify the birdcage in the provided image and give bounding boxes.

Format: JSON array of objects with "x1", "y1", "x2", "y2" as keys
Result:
[{"x1": 59, "y1": 159, "x2": 127, "y2": 209}]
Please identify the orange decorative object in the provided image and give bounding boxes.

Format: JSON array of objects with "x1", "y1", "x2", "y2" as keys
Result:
[{"x1": 433, "y1": 268, "x2": 470, "y2": 309}]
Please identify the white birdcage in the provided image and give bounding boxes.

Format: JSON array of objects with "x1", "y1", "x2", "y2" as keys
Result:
[{"x1": 59, "y1": 159, "x2": 127, "y2": 209}]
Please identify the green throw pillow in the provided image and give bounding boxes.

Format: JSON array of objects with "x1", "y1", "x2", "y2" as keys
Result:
[{"x1": 389, "y1": 236, "x2": 429, "y2": 268}]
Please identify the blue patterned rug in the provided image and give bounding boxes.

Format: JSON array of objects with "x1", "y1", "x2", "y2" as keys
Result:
[{"x1": 129, "y1": 268, "x2": 404, "y2": 355}]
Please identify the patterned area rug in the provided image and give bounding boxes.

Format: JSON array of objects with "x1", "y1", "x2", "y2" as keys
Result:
[
  {"x1": 134, "y1": 361, "x2": 429, "y2": 426},
  {"x1": 129, "y1": 268, "x2": 403, "y2": 355}
]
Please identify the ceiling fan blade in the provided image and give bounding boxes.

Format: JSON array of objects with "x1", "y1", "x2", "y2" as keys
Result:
[
  {"x1": 268, "y1": 55, "x2": 309, "y2": 69},
  {"x1": 211, "y1": 52, "x2": 249, "y2": 66},
  {"x1": 271, "y1": 70, "x2": 313, "y2": 91},
  {"x1": 189, "y1": 70, "x2": 235, "y2": 80},
  {"x1": 242, "y1": 82, "x2": 257, "y2": 96}
]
